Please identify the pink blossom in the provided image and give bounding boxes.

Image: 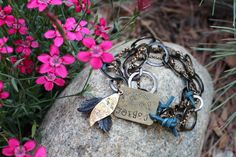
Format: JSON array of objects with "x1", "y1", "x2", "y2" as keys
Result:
[
  {"x1": 0, "y1": 37, "x2": 13, "y2": 54},
  {"x1": 10, "y1": 56, "x2": 34, "y2": 74},
  {"x1": 44, "y1": 18, "x2": 77, "y2": 47},
  {"x1": 137, "y1": 0, "x2": 152, "y2": 11},
  {"x1": 94, "y1": 18, "x2": 110, "y2": 40},
  {"x1": 76, "y1": 0, "x2": 91, "y2": 13},
  {"x1": 27, "y1": 0, "x2": 62, "y2": 12},
  {"x1": 38, "y1": 45, "x2": 75, "y2": 78},
  {"x1": 77, "y1": 38, "x2": 114, "y2": 69},
  {"x1": 7, "y1": 18, "x2": 28, "y2": 35},
  {"x1": 0, "y1": 5, "x2": 14, "y2": 26},
  {"x1": 62, "y1": 18, "x2": 90, "y2": 41},
  {"x1": 36, "y1": 72, "x2": 65, "y2": 91},
  {"x1": 66, "y1": 0, "x2": 91, "y2": 13},
  {"x1": 14, "y1": 36, "x2": 39, "y2": 56},
  {"x1": 0, "y1": 80, "x2": 9, "y2": 107},
  {"x1": 34, "y1": 146, "x2": 47, "y2": 157},
  {"x1": 2, "y1": 138, "x2": 36, "y2": 157},
  {"x1": 74, "y1": 20, "x2": 90, "y2": 41}
]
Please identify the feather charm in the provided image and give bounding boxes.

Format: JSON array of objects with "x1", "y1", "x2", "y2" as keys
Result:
[
  {"x1": 98, "y1": 116, "x2": 112, "y2": 132},
  {"x1": 77, "y1": 97, "x2": 103, "y2": 113}
]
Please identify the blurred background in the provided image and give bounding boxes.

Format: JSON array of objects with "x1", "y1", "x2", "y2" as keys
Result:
[{"x1": 99, "y1": 0, "x2": 236, "y2": 156}]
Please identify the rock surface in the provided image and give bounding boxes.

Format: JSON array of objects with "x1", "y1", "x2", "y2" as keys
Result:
[{"x1": 40, "y1": 40, "x2": 214, "y2": 157}]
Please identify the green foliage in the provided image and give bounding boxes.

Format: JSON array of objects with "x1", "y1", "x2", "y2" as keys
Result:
[{"x1": 198, "y1": 0, "x2": 236, "y2": 125}]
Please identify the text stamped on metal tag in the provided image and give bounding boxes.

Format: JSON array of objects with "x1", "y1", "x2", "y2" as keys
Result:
[{"x1": 114, "y1": 85, "x2": 160, "y2": 125}]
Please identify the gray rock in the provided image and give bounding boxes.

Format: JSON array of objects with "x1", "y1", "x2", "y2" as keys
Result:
[{"x1": 40, "y1": 40, "x2": 214, "y2": 157}]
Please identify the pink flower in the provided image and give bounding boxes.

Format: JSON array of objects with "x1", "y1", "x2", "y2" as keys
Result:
[
  {"x1": 0, "y1": 37, "x2": 13, "y2": 54},
  {"x1": 2, "y1": 138, "x2": 36, "y2": 157},
  {"x1": 77, "y1": 38, "x2": 114, "y2": 69},
  {"x1": 68, "y1": 0, "x2": 91, "y2": 13},
  {"x1": 44, "y1": 18, "x2": 77, "y2": 47},
  {"x1": 10, "y1": 56, "x2": 34, "y2": 74},
  {"x1": 62, "y1": 18, "x2": 90, "y2": 41},
  {"x1": 34, "y1": 146, "x2": 47, "y2": 157},
  {"x1": 14, "y1": 36, "x2": 39, "y2": 56},
  {"x1": 94, "y1": 18, "x2": 110, "y2": 40},
  {"x1": 27, "y1": 0, "x2": 62, "y2": 12},
  {"x1": 74, "y1": 20, "x2": 90, "y2": 41},
  {"x1": 7, "y1": 18, "x2": 28, "y2": 35},
  {"x1": 36, "y1": 72, "x2": 65, "y2": 91},
  {"x1": 0, "y1": 5, "x2": 14, "y2": 26},
  {"x1": 137, "y1": 0, "x2": 152, "y2": 11},
  {"x1": 38, "y1": 45, "x2": 75, "y2": 78},
  {"x1": 0, "y1": 80, "x2": 9, "y2": 107}
]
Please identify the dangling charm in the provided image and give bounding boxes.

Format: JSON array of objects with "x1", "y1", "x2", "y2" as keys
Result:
[
  {"x1": 78, "y1": 95, "x2": 119, "y2": 132},
  {"x1": 89, "y1": 93, "x2": 120, "y2": 126},
  {"x1": 78, "y1": 97, "x2": 103, "y2": 113}
]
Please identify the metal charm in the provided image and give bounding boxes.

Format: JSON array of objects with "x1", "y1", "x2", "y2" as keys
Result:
[
  {"x1": 114, "y1": 85, "x2": 160, "y2": 125},
  {"x1": 89, "y1": 93, "x2": 120, "y2": 126}
]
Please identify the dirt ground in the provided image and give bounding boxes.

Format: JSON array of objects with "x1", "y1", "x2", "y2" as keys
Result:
[{"x1": 100, "y1": 0, "x2": 236, "y2": 156}]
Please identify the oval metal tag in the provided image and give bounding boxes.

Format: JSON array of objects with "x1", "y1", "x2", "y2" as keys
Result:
[{"x1": 89, "y1": 93, "x2": 120, "y2": 126}]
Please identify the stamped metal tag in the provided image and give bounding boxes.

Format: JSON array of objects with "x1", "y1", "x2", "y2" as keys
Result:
[
  {"x1": 114, "y1": 85, "x2": 160, "y2": 125},
  {"x1": 90, "y1": 93, "x2": 120, "y2": 126}
]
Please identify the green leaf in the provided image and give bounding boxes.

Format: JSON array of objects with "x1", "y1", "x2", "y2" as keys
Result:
[
  {"x1": 234, "y1": 0, "x2": 236, "y2": 26},
  {"x1": 109, "y1": 0, "x2": 114, "y2": 8},
  {"x1": 94, "y1": 14, "x2": 99, "y2": 24},
  {"x1": 212, "y1": 0, "x2": 216, "y2": 16},
  {"x1": 11, "y1": 78, "x2": 19, "y2": 92},
  {"x1": 31, "y1": 121, "x2": 37, "y2": 138},
  {"x1": 199, "y1": 0, "x2": 204, "y2": 6},
  {"x1": 13, "y1": 58, "x2": 25, "y2": 68}
]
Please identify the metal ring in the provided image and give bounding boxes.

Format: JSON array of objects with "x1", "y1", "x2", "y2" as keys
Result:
[
  {"x1": 128, "y1": 70, "x2": 157, "y2": 93},
  {"x1": 123, "y1": 49, "x2": 149, "y2": 80},
  {"x1": 194, "y1": 74, "x2": 204, "y2": 94},
  {"x1": 187, "y1": 74, "x2": 204, "y2": 95},
  {"x1": 184, "y1": 54, "x2": 193, "y2": 67},
  {"x1": 131, "y1": 37, "x2": 156, "y2": 48},
  {"x1": 101, "y1": 59, "x2": 124, "y2": 80},
  {"x1": 109, "y1": 76, "x2": 128, "y2": 92},
  {"x1": 109, "y1": 80, "x2": 119, "y2": 92},
  {"x1": 179, "y1": 109, "x2": 197, "y2": 131},
  {"x1": 146, "y1": 43, "x2": 169, "y2": 67},
  {"x1": 193, "y1": 95, "x2": 203, "y2": 112}
]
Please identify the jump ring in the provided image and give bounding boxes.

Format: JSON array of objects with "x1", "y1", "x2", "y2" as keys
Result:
[
  {"x1": 128, "y1": 70, "x2": 157, "y2": 93},
  {"x1": 193, "y1": 95, "x2": 203, "y2": 112},
  {"x1": 131, "y1": 37, "x2": 156, "y2": 48},
  {"x1": 109, "y1": 76, "x2": 128, "y2": 92}
]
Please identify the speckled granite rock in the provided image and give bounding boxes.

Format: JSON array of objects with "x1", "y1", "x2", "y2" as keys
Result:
[{"x1": 40, "y1": 40, "x2": 214, "y2": 157}]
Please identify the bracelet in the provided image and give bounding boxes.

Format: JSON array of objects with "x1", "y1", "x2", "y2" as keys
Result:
[{"x1": 78, "y1": 37, "x2": 204, "y2": 136}]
